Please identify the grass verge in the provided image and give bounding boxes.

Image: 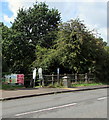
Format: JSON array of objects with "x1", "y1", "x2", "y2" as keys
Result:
[
  {"x1": 45, "y1": 82, "x2": 64, "y2": 88},
  {"x1": 1, "y1": 84, "x2": 24, "y2": 90},
  {"x1": 72, "y1": 82, "x2": 105, "y2": 87}
]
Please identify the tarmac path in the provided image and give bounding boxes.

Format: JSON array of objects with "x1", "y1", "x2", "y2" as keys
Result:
[{"x1": 2, "y1": 88, "x2": 108, "y2": 118}]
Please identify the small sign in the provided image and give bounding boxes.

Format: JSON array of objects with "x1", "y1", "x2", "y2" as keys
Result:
[
  {"x1": 11, "y1": 74, "x2": 17, "y2": 83},
  {"x1": 4, "y1": 74, "x2": 24, "y2": 84},
  {"x1": 38, "y1": 68, "x2": 43, "y2": 80},
  {"x1": 57, "y1": 68, "x2": 60, "y2": 74},
  {"x1": 17, "y1": 74, "x2": 24, "y2": 84},
  {"x1": 33, "y1": 68, "x2": 37, "y2": 80}
]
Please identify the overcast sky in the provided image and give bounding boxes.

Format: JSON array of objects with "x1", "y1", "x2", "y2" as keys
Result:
[{"x1": 0, "y1": 0, "x2": 108, "y2": 43}]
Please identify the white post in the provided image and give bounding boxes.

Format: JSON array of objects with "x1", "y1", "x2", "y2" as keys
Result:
[
  {"x1": 57, "y1": 68, "x2": 60, "y2": 85},
  {"x1": 75, "y1": 73, "x2": 77, "y2": 83},
  {"x1": 85, "y1": 73, "x2": 88, "y2": 83},
  {"x1": 38, "y1": 68, "x2": 43, "y2": 87},
  {"x1": 52, "y1": 74, "x2": 54, "y2": 85},
  {"x1": 33, "y1": 68, "x2": 37, "y2": 88}
]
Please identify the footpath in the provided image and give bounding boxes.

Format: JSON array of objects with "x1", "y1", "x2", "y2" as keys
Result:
[{"x1": 0, "y1": 85, "x2": 109, "y2": 101}]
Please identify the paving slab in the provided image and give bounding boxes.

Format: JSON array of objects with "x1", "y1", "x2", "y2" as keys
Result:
[{"x1": 0, "y1": 85, "x2": 109, "y2": 101}]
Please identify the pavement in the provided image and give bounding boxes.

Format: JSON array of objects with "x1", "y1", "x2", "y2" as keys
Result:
[{"x1": 0, "y1": 85, "x2": 109, "y2": 101}]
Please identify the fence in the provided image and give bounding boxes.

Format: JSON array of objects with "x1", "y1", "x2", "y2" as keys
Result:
[
  {"x1": 22, "y1": 73, "x2": 95, "y2": 87},
  {"x1": 43, "y1": 73, "x2": 95, "y2": 86},
  {"x1": 43, "y1": 74, "x2": 64, "y2": 86}
]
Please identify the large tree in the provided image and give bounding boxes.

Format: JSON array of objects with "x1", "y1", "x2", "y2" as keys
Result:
[
  {"x1": 2, "y1": 2, "x2": 61, "y2": 74},
  {"x1": 1, "y1": 22, "x2": 11, "y2": 73},
  {"x1": 55, "y1": 19, "x2": 107, "y2": 75},
  {"x1": 12, "y1": 2, "x2": 61, "y2": 48},
  {"x1": 33, "y1": 19, "x2": 108, "y2": 77},
  {"x1": 95, "y1": 45, "x2": 109, "y2": 83}
]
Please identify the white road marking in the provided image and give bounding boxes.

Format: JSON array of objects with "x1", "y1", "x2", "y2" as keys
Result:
[
  {"x1": 97, "y1": 97, "x2": 107, "y2": 101},
  {"x1": 15, "y1": 103, "x2": 77, "y2": 117}
]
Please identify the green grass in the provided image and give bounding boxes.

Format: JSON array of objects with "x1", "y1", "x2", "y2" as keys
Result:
[
  {"x1": 45, "y1": 82, "x2": 64, "y2": 88},
  {"x1": 1, "y1": 82, "x2": 107, "y2": 90},
  {"x1": 72, "y1": 82, "x2": 105, "y2": 87},
  {"x1": 1, "y1": 84, "x2": 24, "y2": 90},
  {"x1": 36, "y1": 82, "x2": 106, "y2": 88}
]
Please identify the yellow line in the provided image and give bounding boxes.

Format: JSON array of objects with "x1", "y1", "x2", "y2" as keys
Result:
[{"x1": 63, "y1": 88, "x2": 78, "y2": 90}]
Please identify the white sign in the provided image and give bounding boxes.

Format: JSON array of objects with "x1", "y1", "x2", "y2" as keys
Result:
[
  {"x1": 57, "y1": 68, "x2": 60, "y2": 74},
  {"x1": 38, "y1": 68, "x2": 43, "y2": 80},
  {"x1": 33, "y1": 68, "x2": 37, "y2": 80}
]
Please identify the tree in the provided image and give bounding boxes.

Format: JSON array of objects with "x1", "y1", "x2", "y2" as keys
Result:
[
  {"x1": 2, "y1": 2, "x2": 61, "y2": 74},
  {"x1": 33, "y1": 19, "x2": 86, "y2": 74},
  {"x1": 32, "y1": 45, "x2": 61, "y2": 74},
  {"x1": 1, "y1": 22, "x2": 11, "y2": 73},
  {"x1": 95, "y1": 45, "x2": 109, "y2": 83},
  {"x1": 12, "y1": 2, "x2": 61, "y2": 48},
  {"x1": 33, "y1": 18, "x2": 108, "y2": 78}
]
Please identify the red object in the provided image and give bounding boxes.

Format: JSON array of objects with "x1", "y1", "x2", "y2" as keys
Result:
[
  {"x1": 17, "y1": 74, "x2": 24, "y2": 84},
  {"x1": 9, "y1": 80, "x2": 12, "y2": 83}
]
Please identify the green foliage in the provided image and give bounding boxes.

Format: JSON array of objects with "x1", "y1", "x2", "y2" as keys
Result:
[
  {"x1": 12, "y1": 2, "x2": 60, "y2": 48},
  {"x1": 1, "y1": 84, "x2": 24, "y2": 90},
  {"x1": 32, "y1": 45, "x2": 60, "y2": 74},
  {"x1": 2, "y1": 2, "x2": 108, "y2": 83},
  {"x1": 2, "y1": 2, "x2": 61, "y2": 74},
  {"x1": 72, "y1": 82, "x2": 105, "y2": 87},
  {"x1": 1, "y1": 23, "x2": 11, "y2": 72},
  {"x1": 46, "y1": 82, "x2": 64, "y2": 88},
  {"x1": 33, "y1": 18, "x2": 109, "y2": 84},
  {"x1": 95, "y1": 45, "x2": 109, "y2": 82}
]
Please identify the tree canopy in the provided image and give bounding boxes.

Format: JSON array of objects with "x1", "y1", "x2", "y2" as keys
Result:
[
  {"x1": 12, "y1": 2, "x2": 61, "y2": 48},
  {"x1": 2, "y1": 2, "x2": 61, "y2": 74},
  {"x1": 33, "y1": 19, "x2": 108, "y2": 76}
]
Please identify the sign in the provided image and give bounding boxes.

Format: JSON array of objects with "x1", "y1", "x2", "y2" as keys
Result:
[
  {"x1": 38, "y1": 68, "x2": 43, "y2": 80},
  {"x1": 5, "y1": 75, "x2": 11, "y2": 83},
  {"x1": 4, "y1": 74, "x2": 24, "y2": 84},
  {"x1": 57, "y1": 68, "x2": 60, "y2": 74},
  {"x1": 17, "y1": 74, "x2": 24, "y2": 84},
  {"x1": 11, "y1": 74, "x2": 17, "y2": 83},
  {"x1": 33, "y1": 68, "x2": 37, "y2": 80}
]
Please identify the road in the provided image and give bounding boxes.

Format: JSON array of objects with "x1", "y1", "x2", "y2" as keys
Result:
[{"x1": 2, "y1": 88, "x2": 108, "y2": 118}]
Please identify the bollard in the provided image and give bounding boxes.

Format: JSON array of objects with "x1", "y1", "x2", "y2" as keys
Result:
[{"x1": 62, "y1": 76, "x2": 71, "y2": 88}]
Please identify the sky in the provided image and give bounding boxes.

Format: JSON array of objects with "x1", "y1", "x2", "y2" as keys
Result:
[{"x1": 0, "y1": 0, "x2": 108, "y2": 44}]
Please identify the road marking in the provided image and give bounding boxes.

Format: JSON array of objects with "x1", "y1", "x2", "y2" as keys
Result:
[
  {"x1": 97, "y1": 97, "x2": 107, "y2": 101},
  {"x1": 63, "y1": 88, "x2": 78, "y2": 90},
  {"x1": 15, "y1": 103, "x2": 77, "y2": 117}
]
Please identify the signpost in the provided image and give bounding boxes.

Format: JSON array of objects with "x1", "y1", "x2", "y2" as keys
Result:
[
  {"x1": 38, "y1": 68, "x2": 44, "y2": 86},
  {"x1": 57, "y1": 68, "x2": 60, "y2": 84},
  {"x1": 33, "y1": 68, "x2": 37, "y2": 88}
]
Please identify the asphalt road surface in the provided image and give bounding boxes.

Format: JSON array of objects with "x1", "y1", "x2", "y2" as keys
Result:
[{"x1": 2, "y1": 88, "x2": 108, "y2": 118}]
